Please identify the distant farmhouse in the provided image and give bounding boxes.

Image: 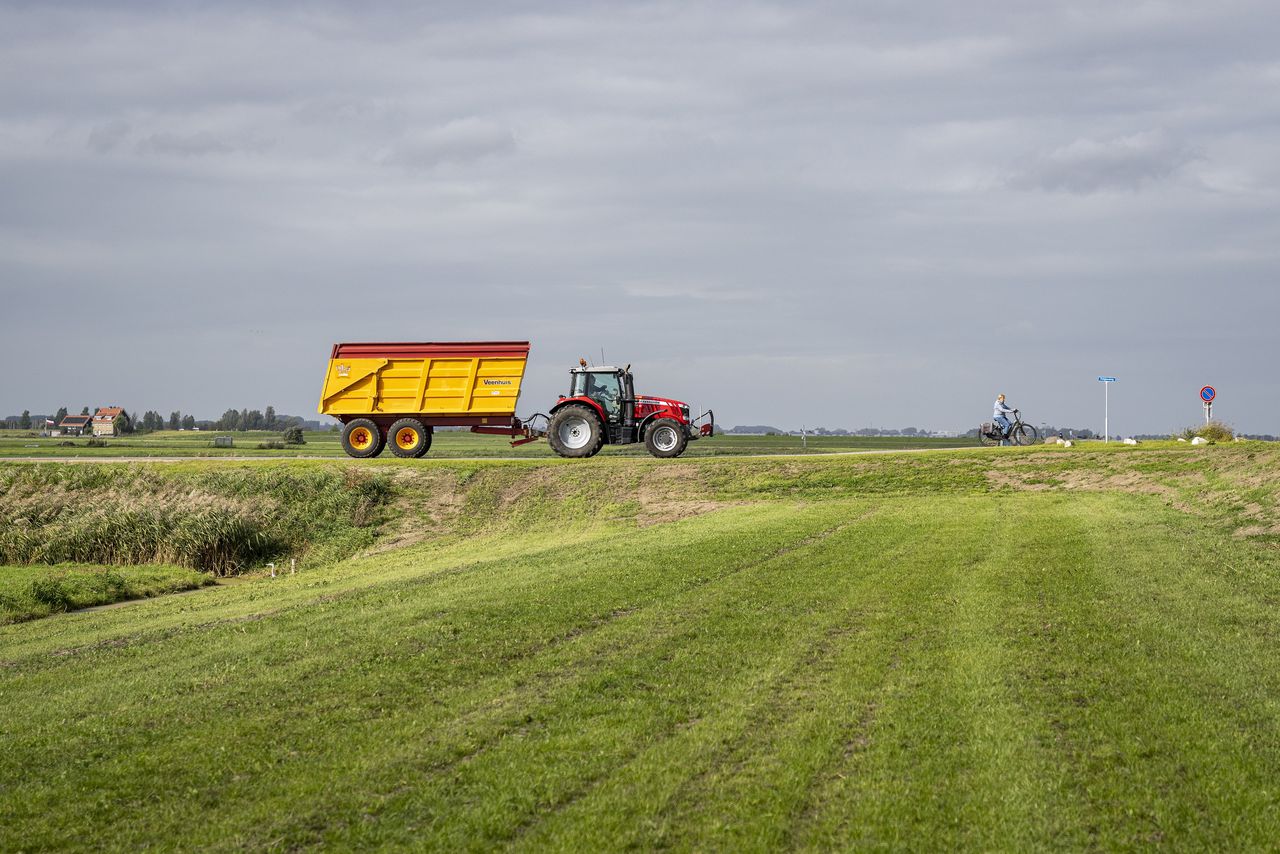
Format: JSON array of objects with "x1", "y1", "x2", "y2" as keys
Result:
[
  {"x1": 92, "y1": 407, "x2": 129, "y2": 437},
  {"x1": 57, "y1": 414, "x2": 93, "y2": 436}
]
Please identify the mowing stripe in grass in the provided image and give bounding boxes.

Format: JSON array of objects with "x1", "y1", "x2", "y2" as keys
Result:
[
  {"x1": 521, "y1": 508, "x2": 957, "y2": 853},
  {"x1": 220, "y1": 504, "x2": 879, "y2": 849},
  {"x1": 788, "y1": 496, "x2": 1053, "y2": 851},
  {"x1": 316, "y1": 503, "x2": 902, "y2": 850},
  {"x1": 1007, "y1": 494, "x2": 1280, "y2": 849}
]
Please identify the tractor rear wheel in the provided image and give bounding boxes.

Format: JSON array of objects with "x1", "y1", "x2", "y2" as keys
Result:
[
  {"x1": 645, "y1": 418, "x2": 688, "y2": 458},
  {"x1": 388, "y1": 418, "x2": 432, "y2": 458},
  {"x1": 547, "y1": 405, "x2": 604, "y2": 458},
  {"x1": 341, "y1": 418, "x2": 384, "y2": 459}
]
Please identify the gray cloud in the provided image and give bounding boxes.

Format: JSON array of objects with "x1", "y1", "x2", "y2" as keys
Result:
[
  {"x1": 135, "y1": 131, "x2": 235, "y2": 157},
  {"x1": 133, "y1": 130, "x2": 276, "y2": 158},
  {"x1": 1008, "y1": 131, "x2": 1200, "y2": 193},
  {"x1": 377, "y1": 118, "x2": 516, "y2": 170},
  {"x1": 87, "y1": 119, "x2": 131, "y2": 153},
  {"x1": 2, "y1": 1, "x2": 1279, "y2": 433}
]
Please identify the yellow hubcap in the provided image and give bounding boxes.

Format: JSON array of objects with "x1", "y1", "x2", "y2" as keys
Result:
[
  {"x1": 350, "y1": 428, "x2": 373, "y2": 450},
  {"x1": 396, "y1": 428, "x2": 419, "y2": 449}
]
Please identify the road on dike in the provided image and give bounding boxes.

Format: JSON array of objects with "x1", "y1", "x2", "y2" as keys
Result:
[{"x1": 1, "y1": 446, "x2": 983, "y2": 463}]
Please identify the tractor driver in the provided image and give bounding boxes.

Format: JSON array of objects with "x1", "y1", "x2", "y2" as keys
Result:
[
  {"x1": 584, "y1": 372, "x2": 621, "y2": 420},
  {"x1": 993, "y1": 394, "x2": 1016, "y2": 445}
]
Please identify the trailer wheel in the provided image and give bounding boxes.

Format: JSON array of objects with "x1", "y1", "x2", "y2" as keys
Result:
[
  {"x1": 547, "y1": 405, "x2": 603, "y2": 458},
  {"x1": 342, "y1": 418, "x2": 384, "y2": 459},
  {"x1": 644, "y1": 418, "x2": 688, "y2": 458},
  {"x1": 388, "y1": 418, "x2": 432, "y2": 458}
]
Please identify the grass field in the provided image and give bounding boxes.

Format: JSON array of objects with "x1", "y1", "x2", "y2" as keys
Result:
[
  {"x1": 2, "y1": 444, "x2": 1278, "y2": 850},
  {"x1": 0, "y1": 429, "x2": 974, "y2": 458}
]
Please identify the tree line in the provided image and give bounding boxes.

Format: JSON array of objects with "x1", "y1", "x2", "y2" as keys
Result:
[
  {"x1": 1, "y1": 405, "x2": 306, "y2": 433},
  {"x1": 214, "y1": 406, "x2": 288, "y2": 431}
]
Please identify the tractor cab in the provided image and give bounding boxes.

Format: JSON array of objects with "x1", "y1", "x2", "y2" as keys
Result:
[{"x1": 568, "y1": 365, "x2": 632, "y2": 424}]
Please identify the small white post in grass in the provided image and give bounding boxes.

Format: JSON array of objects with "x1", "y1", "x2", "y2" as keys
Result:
[
  {"x1": 267, "y1": 562, "x2": 276, "y2": 578},
  {"x1": 291, "y1": 558, "x2": 296, "y2": 575},
  {"x1": 1098, "y1": 377, "x2": 1117, "y2": 443},
  {"x1": 801, "y1": 425, "x2": 806, "y2": 450}
]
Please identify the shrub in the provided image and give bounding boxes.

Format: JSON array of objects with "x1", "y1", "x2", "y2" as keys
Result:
[
  {"x1": 1182, "y1": 420, "x2": 1234, "y2": 443},
  {"x1": 86, "y1": 438, "x2": 107, "y2": 448},
  {"x1": 282, "y1": 426, "x2": 306, "y2": 445},
  {"x1": 257, "y1": 441, "x2": 285, "y2": 450}
]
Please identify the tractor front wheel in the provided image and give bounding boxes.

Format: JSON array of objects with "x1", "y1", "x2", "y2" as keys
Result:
[
  {"x1": 645, "y1": 418, "x2": 688, "y2": 459},
  {"x1": 547, "y1": 405, "x2": 604, "y2": 458},
  {"x1": 388, "y1": 418, "x2": 432, "y2": 458},
  {"x1": 341, "y1": 418, "x2": 385, "y2": 459}
]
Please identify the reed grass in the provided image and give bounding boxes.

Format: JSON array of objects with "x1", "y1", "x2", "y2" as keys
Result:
[{"x1": 0, "y1": 465, "x2": 391, "y2": 575}]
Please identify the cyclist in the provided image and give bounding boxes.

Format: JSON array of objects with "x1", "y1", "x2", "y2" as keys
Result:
[{"x1": 993, "y1": 394, "x2": 1016, "y2": 446}]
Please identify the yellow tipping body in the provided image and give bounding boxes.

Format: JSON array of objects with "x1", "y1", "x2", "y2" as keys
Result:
[{"x1": 318, "y1": 354, "x2": 527, "y2": 417}]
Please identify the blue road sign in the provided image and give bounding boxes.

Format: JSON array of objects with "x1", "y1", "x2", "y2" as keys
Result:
[
  {"x1": 1200, "y1": 386, "x2": 1216, "y2": 403},
  {"x1": 1098, "y1": 376, "x2": 1117, "y2": 382}
]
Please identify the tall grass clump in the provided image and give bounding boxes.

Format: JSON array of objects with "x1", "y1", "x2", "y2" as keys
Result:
[
  {"x1": 1182, "y1": 420, "x2": 1235, "y2": 443},
  {"x1": 0, "y1": 464, "x2": 392, "y2": 575}
]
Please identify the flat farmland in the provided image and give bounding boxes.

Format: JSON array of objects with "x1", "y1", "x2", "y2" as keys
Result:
[{"x1": 2, "y1": 444, "x2": 1278, "y2": 850}]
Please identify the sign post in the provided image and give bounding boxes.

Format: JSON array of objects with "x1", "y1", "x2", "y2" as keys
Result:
[
  {"x1": 1098, "y1": 377, "x2": 1117, "y2": 442},
  {"x1": 1200, "y1": 386, "x2": 1216, "y2": 423}
]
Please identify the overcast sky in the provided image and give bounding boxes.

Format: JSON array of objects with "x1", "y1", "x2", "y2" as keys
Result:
[{"x1": 3, "y1": 1, "x2": 1278, "y2": 434}]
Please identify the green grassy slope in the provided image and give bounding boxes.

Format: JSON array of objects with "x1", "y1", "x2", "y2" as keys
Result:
[{"x1": 1, "y1": 446, "x2": 1278, "y2": 850}]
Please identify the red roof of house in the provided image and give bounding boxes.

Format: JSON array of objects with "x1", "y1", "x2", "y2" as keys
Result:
[{"x1": 93, "y1": 407, "x2": 125, "y2": 422}]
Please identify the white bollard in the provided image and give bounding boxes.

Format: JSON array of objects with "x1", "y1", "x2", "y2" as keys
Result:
[
  {"x1": 267, "y1": 562, "x2": 276, "y2": 578},
  {"x1": 291, "y1": 558, "x2": 296, "y2": 575}
]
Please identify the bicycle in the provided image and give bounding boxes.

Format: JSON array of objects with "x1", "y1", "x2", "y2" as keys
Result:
[{"x1": 978, "y1": 409, "x2": 1039, "y2": 447}]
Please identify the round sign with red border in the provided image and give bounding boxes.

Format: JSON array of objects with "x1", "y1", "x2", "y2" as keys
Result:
[{"x1": 1200, "y1": 386, "x2": 1216, "y2": 403}]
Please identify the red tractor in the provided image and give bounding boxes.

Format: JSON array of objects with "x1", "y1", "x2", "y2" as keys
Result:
[
  {"x1": 543, "y1": 359, "x2": 713, "y2": 458},
  {"x1": 319, "y1": 342, "x2": 712, "y2": 459}
]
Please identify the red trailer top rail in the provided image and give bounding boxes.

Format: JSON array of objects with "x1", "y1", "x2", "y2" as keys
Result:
[{"x1": 330, "y1": 341, "x2": 531, "y2": 360}]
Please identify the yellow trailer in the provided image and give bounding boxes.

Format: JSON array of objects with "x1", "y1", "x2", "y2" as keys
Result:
[{"x1": 318, "y1": 341, "x2": 532, "y2": 458}]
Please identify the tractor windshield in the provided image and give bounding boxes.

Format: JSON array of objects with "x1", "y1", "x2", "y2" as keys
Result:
[{"x1": 572, "y1": 371, "x2": 623, "y2": 420}]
